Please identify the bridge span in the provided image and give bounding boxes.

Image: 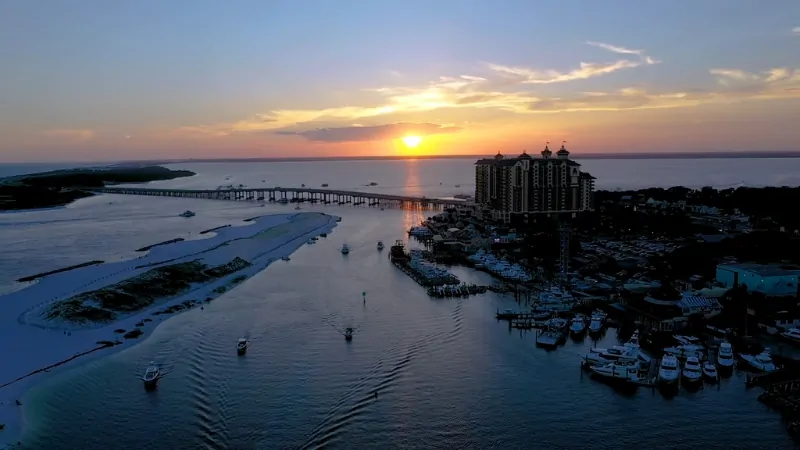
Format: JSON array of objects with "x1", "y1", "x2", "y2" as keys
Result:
[{"x1": 89, "y1": 186, "x2": 467, "y2": 209}]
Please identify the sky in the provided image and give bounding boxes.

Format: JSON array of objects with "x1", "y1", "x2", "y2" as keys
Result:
[{"x1": 1, "y1": 0, "x2": 799, "y2": 162}]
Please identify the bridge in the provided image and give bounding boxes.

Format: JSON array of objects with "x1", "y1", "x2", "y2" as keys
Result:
[{"x1": 89, "y1": 186, "x2": 467, "y2": 210}]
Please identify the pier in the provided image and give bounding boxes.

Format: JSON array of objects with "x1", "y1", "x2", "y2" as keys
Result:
[{"x1": 88, "y1": 186, "x2": 465, "y2": 210}]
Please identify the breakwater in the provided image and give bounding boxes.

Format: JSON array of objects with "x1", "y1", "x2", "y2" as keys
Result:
[
  {"x1": 16, "y1": 261, "x2": 104, "y2": 282},
  {"x1": 135, "y1": 238, "x2": 184, "y2": 252},
  {"x1": 199, "y1": 225, "x2": 231, "y2": 234}
]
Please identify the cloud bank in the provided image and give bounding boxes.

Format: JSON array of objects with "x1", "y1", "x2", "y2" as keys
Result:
[{"x1": 275, "y1": 122, "x2": 461, "y2": 143}]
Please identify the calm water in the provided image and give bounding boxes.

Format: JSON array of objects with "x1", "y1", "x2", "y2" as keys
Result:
[{"x1": 2, "y1": 159, "x2": 797, "y2": 449}]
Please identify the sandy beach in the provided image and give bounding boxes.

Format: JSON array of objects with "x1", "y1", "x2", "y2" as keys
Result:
[{"x1": 0, "y1": 212, "x2": 338, "y2": 448}]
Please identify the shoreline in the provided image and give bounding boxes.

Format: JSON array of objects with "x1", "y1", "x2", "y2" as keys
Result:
[{"x1": 0, "y1": 212, "x2": 339, "y2": 448}]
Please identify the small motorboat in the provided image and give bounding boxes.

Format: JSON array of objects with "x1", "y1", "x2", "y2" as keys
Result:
[
  {"x1": 780, "y1": 328, "x2": 800, "y2": 344},
  {"x1": 569, "y1": 317, "x2": 586, "y2": 335},
  {"x1": 740, "y1": 348, "x2": 778, "y2": 372},
  {"x1": 341, "y1": 244, "x2": 350, "y2": 255},
  {"x1": 702, "y1": 361, "x2": 718, "y2": 381},
  {"x1": 281, "y1": 256, "x2": 290, "y2": 261},
  {"x1": 321, "y1": 183, "x2": 329, "y2": 187},
  {"x1": 179, "y1": 210, "x2": 195, "y2": 218},
  {"x1": 320, "y1": 233, "x2": 327, "y2": 238},
  {"x1": 682, "y1": 356, "x2": 703, "y2": 384},
  {"x1": 658, "y1": 355, "x2": 680, "y2": 385},
  {"x1": 344, "y1": 327, "x2": 354, "y2": 341},
  {"x1": 717, "y1": 342, "x2": 734, "y2": 369},
  {"x1": 142, "y1": 361, "x2": 160, "y2": 388},
  {"x1": 237, "y1": 338, "x2": 249, "y2": 355},
  {"x1": 295, "y1": 205, "x2": 301, "y2": 210},
  {"x1": 377, "y1": 241, "x2": 385, "y2": 251},
  {"x1": 588, "y1": 315, "x2": 604, "y2": 334},
  {"x1": 307, "y1": 239, "x2": 315, "y2": 245}
]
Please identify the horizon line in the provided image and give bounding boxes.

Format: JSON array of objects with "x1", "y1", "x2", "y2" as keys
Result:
[{"x1": 4, "y1": 150, "x2": 800, "y2": 166}]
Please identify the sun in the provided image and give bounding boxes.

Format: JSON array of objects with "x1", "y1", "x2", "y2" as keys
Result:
[{"x1": 401, "y1": 135, "x2": 423, "y2": 148}]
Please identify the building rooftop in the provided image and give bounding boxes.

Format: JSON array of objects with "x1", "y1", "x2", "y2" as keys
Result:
[{"x1": 717, "y1": 263, "x2": 800, "y2": 277}]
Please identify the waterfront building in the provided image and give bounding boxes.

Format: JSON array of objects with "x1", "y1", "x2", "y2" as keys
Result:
[
  {"x1": 716, "y1": 263, "x2": 800, "y2": 297},
  {"x1": 474, "y1": 143, "x2": 595, "y2": 223}
]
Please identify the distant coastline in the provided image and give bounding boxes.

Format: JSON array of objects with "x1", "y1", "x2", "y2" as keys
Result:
[{"x1": 114, "y1": 151, "x2": 800, "y2": 166}]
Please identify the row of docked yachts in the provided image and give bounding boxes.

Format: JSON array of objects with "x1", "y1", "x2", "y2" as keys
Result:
[
  {"x1": 536, "y1": 311, "x2": 608, "y2": 347},
  {"x1": 580, "y1": 331, "x2": 779, "y2": 388}
]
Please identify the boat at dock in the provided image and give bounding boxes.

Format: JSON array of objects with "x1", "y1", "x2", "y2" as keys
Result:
[
  {"x1": 583, "y1": 331, "x2": 647, "y2": 366},
  {"x1": 341, "y1": 244, "x2": 350, "y2": 254},
  {"x1": 179, "y1": 210, "x2": 195, "y2": 218},
  {"x1": 377, "y1": 241, "x2": 384, "y2": 250},
  {"x1": 569, "y1": 316, "x2": 586, "y2": 335},
  {"x1": 495, "y1": 309, "x2": 517, "y2": 320},
  {"x1": 717, "y1": 342, "x2": 735, "y2": 369},
  {"x1": 142, "y1": 361, "x2": 160, "y2": 388},
  {"x1": 588, "y1": 359, "x2": 642, "y2": 383},
  {"x1": 237, "y1": 338, "x2": 249, "y2": 355},
  {"x1": 740, "y1": 349, "x2": 777, "y2": 372},
  {"x1": 588, "y1": 315, "x2": 604, "y2": 334},
  {"x1": 658, "y1": 355, "x2": 680, "y2": 385},
  {"x1": 664, "y1": 344, "x2": 705, "y2": 361},
  {"x1": 682, "y1": 356, "x2": 703, "y2": 385},
  {"x1": 703, "y1": 361, "x2": 718, "y2": 381},
  {"x1": 780, "y1": 328, "x2": 800, "y2": 344},
  {"x1": 536, "y1": 318, "x2": 568, "y2": 348}
]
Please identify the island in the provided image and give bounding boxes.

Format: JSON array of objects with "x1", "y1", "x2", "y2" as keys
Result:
[{"x1": 0, "y1": 165, "x2": 195, "y2": 211}]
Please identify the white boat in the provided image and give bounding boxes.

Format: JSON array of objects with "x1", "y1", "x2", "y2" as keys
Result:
[
  {"x1": 588, "y1": 316, "x2": 604, "y2": 334},
  {"x1": 658, "y1": 355, "x2": 680, "y2": 385},
  {"x1": 307, "y1": 239, "x2": 315, "y2": 245},
  {"x1": 142, "y1": 361, "x2": 160, "y2": 387},
  {"x1": 702, "y1": 361, "x2": 718, "y2": 381},
  {"x1": 717, "y1": 342, "x2": 734, "y2": 368},
  {"x1": 237, "y1": 338, "x2": 249, "y2": 355},
  {"x1": 377, "y1": 241, "x2": 384, "y2": 250},
  {"x1": 535, "y1": 329, "x2": 564, "y2": 347},
  {"x1": 682, "y1": 356, "x2": 703, "y2": 384},
  {"x1": 583, "y1": 331, "x2": 647, "y2": 365},
  {"x1": 341, "y1": 244, "x2": 350, "y2": 254},
  {"x1": 780, "y1": 328, "x2": 800, "y2": 344},
  {"x1": 569, "y1": 317, "x2": 586, "y2": 335},
  {"x1": 589, "y1": 359, "x2": 641, "y2": 382},
  {"x1": 740, "y1": 349, "x2": 778, "y2": 372},
  {"x1": 179, "y1": 210, "x2": 195, "y2": 218}
]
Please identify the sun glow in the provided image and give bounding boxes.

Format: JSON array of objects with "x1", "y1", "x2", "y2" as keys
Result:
[{"x1": 401, "y1": 135, "x2": 422, "y2": 148}]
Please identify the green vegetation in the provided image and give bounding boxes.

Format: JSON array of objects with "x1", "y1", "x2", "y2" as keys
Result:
[
  {"x1": 0, "y1": 165, "x2": 195, "y2": 210},
  {"x1": 123, "y1": 329, "x2": 143, "y2": 339},
  {"x1": 45, "y1": 257, "x2": 251, "y2": 323}
]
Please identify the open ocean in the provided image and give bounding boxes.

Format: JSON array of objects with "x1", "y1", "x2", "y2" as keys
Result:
[{"x1": 2, "y1": 157, "x2": 800, "y2": 449}]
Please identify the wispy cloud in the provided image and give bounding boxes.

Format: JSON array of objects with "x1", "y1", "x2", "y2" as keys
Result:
[
  {"x1": 488, "y1": 41, "x2": 660, "y2": 85},
  {"x1": 174, "y1": 42, "x2": 799, "y2": 139},
  {"x1": 41, "y1": 129, "x2": 95, "y2": 141},
  {"x1": 275, "y1": 122, "x2": 461, "y2": 143}
]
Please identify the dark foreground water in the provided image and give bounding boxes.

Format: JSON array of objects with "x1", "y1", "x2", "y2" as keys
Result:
[{"x1": 17, "y1": 205, "x2": 792, "y2": 449}]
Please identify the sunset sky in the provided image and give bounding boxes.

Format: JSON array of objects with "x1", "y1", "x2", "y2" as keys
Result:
[{"x1": 1, "y1": 0, "x2": 799, "y2": 162}]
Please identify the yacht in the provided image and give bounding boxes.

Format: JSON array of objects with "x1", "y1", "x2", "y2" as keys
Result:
[
  {"x1": 702, "y1": 361, "x2": 718, "y2": 381},
  {"x1": 658, "y1": 355, "x2": 680, "y2": 385},
  {"x1": 142, "y1": 361, "x2": 160, "y2": 388},
  {"x1": 341, "y1": 244, "x2": 350, "y2": 255},
  {"x1": 377, "y1": 241, "x2": 384, "y2": 251},
  {"x1": 664, "y1": 344, "x2": 705, "y2": 360},
  {"x1": 682, "y1": 356, "x2": 703, "y2": 384},
  {"x1": 780, "y1": 328, "x2": 800, "y2": 344},
  {"x1": 536, "y1": 318, "x2": 567, "y2": 347},
  {"x1": 179, "y1": 210, "x2": 195, "y2": 218},
  {"x1": 344, "y1": 327, "x2": 354, "y2": 341},
  {"x1": 588, "y1": 315, "x2": 604, "y2": 334},
  {"x1": 583, "y1": 331, "x2": 647, "y2": 365},
  {"x1": 569, "y1": 317, "x2": 587, "y2": 335},
  {"x1": 717, "y1": 342, "x2": 734, "y2": 369},
  {"x1": 237, "y1": 338, "x2": 249, "y2": 355},
  {"x1": 589, "y1": 359, "x2": 641, "y2": 383},
  {"x1": 740, "y1": 349, "x2": 778, "y2": 372}
]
